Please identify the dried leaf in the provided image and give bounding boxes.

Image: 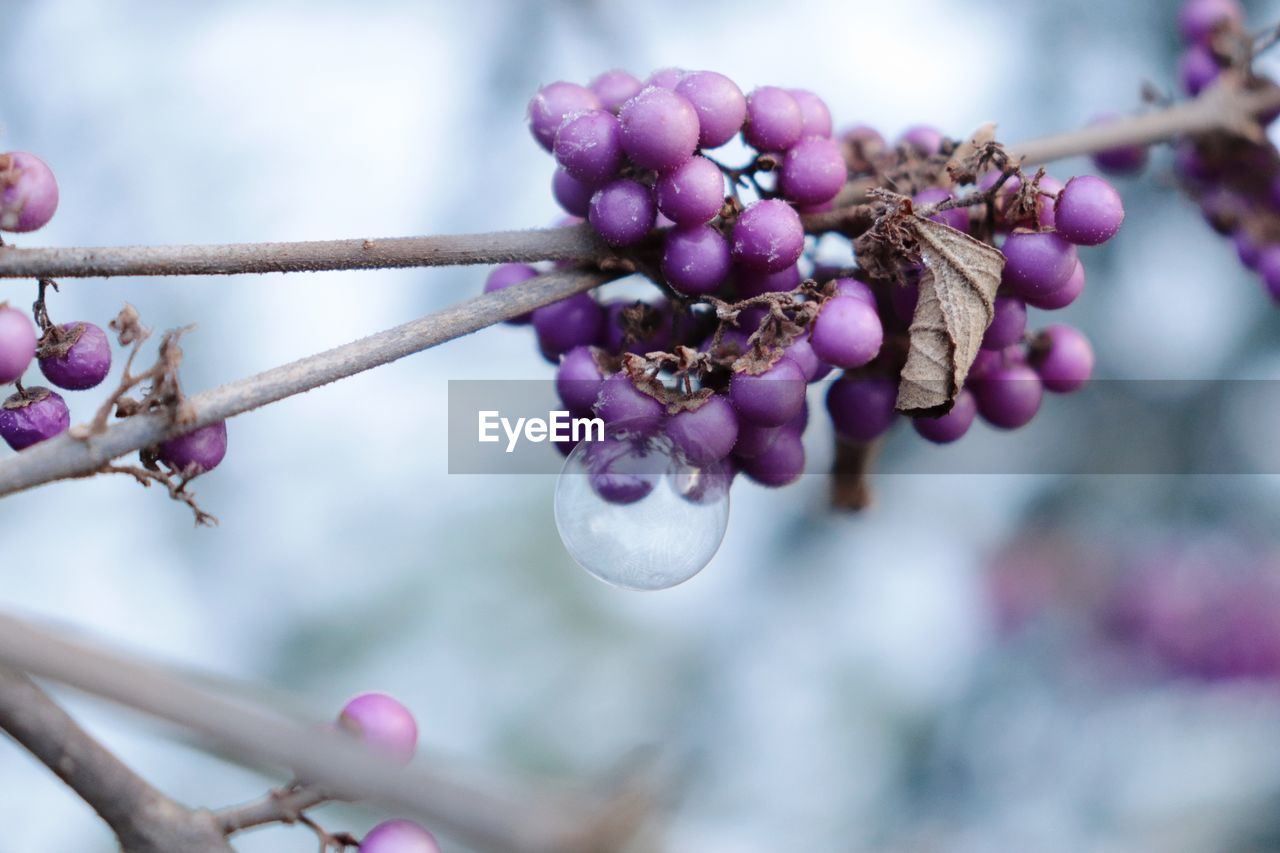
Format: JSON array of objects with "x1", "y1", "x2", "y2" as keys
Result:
[
  {"x1": 895, "y1": 215, "x2": 1005, "y2": 414},
  {"x1": 945, "y1": 123, "x2": 1003, "y2": 185}
]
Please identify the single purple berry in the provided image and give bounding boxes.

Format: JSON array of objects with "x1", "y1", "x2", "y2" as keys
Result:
[
  {"x1": 784, "y1": 335, "x2": 831, "y2": 383},
  {"x1": 156, "y1": 421, "x2": 228, "y2": 473},
  {"x1": 825, "y1": 375, "x2": 898, "y2": 443},
  {"x1": 1180, "y1": 45, "x2": 1220, "y2": 96},
  {"x1": 1088, "y1": 115, "x2": 1149, "y2": 175},
  {"x1": 533, "y1": 293, "x2": 603, "y2": 361},
  {"x1": 484, "y1": 263, "x2": 540, "y2": 325},
  {"x1": 527, "y1": 82, "x2": 601, "y2": 152},
  {"x1": 0, "y1": 387, "x2": 69, "y2": 450},
  {"x1": 675, "y1": 71, "x2": 747, "y2": 149},
  {"x1": 743, "y1": 87, "x2": 804, "y2": 152},
  {"x1": 780, "y1": 136, "x2": 847, "y2": 206},
  {"x1": 360, "y1": 819, "x2": 441, "y2": 853},
  {"x1": 602, "y1": 300, "x2": 673, "y2": 355},
  {"x1": 729, "y1": 357, "x2": 807, "y2": 427},
  {"x1": 662, "y1": 225, "x2": 732, "y2": 296},
  {"x1": 971, "y1": 362, "x2": 1043, "y2": 429},
  {"x1": 552, "y1": 168, "x2": 593, "y2": 218},
  {"x1": 731, "y1": 199, "x2": 804, "y2": 273},
  {"x1": 594, "y1": 372, "x2": 663, "y2": 429},
  {"x1": 38, "y1": 322, "x2": 112, "y2": 390},
  {"x1": 732, "y1": 421, "x2": 782, "y2": 460},
  {"x1": 737, "y1": 264, "x2": 802, "y2": 299},
  {"x1": 832, "y1": 277, "x2": 876, "y2": 304},
  {"x1": 1026, "y1": 259, "x2": 1085, "y2": 311},
  {"x1": 810, "y1": 296, "x2": 883, "y2": 369},
  {"x1": 618, "y1": 86, "x2": 700, "y2": 172},
  {"x1": 589, "y1": 69, "x2": 644, "y2": 114},
  {"x1": 1030, "y1": 324, "x2": 1094, "y2": 393},
  {"x1": 981, "y1": 296, "x2": 1027, "y2": 350},
  {"x1": 740, "y1": 426, "x2": 804, "y2": 487},
  {"x1": 666, "y1": 395, "x2": 739, "y2": 466},
  {"x1": 1178, "y1": 0, "x2": 1244, "y2": 44},
  {"x1": 788, "y1": 89, "x2": 833, "y2": 138},
  {"x1": 556, "y1": 346, "x2": 606, "y2": 414},
  {"x1": 588, "y1": 178, "x2": 655, "y2": 247},
  {"x1": 840, "y1": 124, "x2": 886, "y2": 172},
  {"x1": 586, "y1": 437, "x2": 658, "y2": 504},
  {"x1": 554, "y1": 109, "x2": 624, "y2": 186},
  {"x1": 645, "y1": 67, "x2": 685, "y2": 89},
  {"x1": 338, "y1": 693, "x2": 419, "y2": 764},
  {"x1": 1054, "y1": 175, "x2": 1124, "y2": 246},
  {"x1": 654, "y1": 155, "x2": 726, "y2": 225},
  {"x1": 912, "y1": 187, "x2": 968, "y2": 232},
  {"x1": 0, "y1": 304, "x2": 37, "y2": 383},
  {"x1": 1000, "y1": 231, "x2": 1079, "y2": 301},
  {"x1": 0, "y1": 152, "x2": 59, "y2": 233},
  {"x1": 913, "y1": 389, "x2": 977, "y2": 444},
  {"x1": 897, "y1": 125, "x2": 945, "y2": 157}
]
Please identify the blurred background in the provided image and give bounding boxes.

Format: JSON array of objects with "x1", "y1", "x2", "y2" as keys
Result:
[{"x1": 2, "y1": 0, "x2": 1280, "y2": 850}]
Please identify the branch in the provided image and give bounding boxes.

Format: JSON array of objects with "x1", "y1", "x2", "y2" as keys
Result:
[
  {"x1": 0, "y1": 612, "x2": 655, "y2": 853},
  {"x1": 0, "y1": 666, "x2": 233, "y2": 852},
  {"x1": 0, "y1": 268, "x2": 614, "y2": 499},
  {"x1": 0, "y1": 224, "x2": 609, "y2": 279},
  {"x1": 215, "y1": 784, "x2": 329, "y2": 835}
]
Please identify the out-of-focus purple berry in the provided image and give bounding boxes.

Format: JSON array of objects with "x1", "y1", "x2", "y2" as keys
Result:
[
  {"x1": 825, "y1": 375, "x2": 898, "y2": 443},
  {"x1": 527, "y1": 82, "x2": 601, "y2": 152},
  {"x1": 589, "y1": 69, "x2": 644, "y2": 114},
  {"x1": 484, "y1": 263, "x2": 540, "y2": 325},
  {"x1": 645, "y1": 67, "x2": 685, "y2": 89},
  {"x1": 359, "y1": 819, "x2": 441, "y2": 853},
  {"x1": 1177, "y1": 0, "x2": 1244, "y2": 44},
  {"x1": 1088, "y1": 115, "x2": 1150, "y2": 175},
  {"x1": 594, "y1": 372, "x2": 664, "y2": 429},
  {"x1": 897, "y1": 125, "x2": 945, "y2": 157},
  {"x1": 913, "y1": 389, "x2": 977, "y2": 444},
  {"x1": 666, "y1": 395, "x2": 739, "y2": 466},
  {"x1": 0, "y1": 304, "x2": 37, "y2": 383},
  {"x1": 1030, "y1": 324, "x2": 1094, "y2": 393},
  {"x1": 743, "y1": 87, "x2": 804, "y2": 152},
  {"x1": 533, "y1": 293, "x2": 603, "y2": 361},
  {"x1": 0, "y1": 152, "x2": 59, "y2": 233},
  {"x1": 981, "y1": 296, "x2": 1027, "y2": 350},
  {"x1": 788, "y1": 89, "x2": 833, "y2": 138},
  {"x1": 551, "y1": 168, "x2": 593, "y2": 218},
  {"x1": 556, "y1": 346, "x2": 606, "y2": 414},
  {"x1": 971, "y1": 363, "x2": 1043, "y2": 429},
  {"x1": 739, "y1": 426, "x2": 804, "y2": 487},
  {"x1": 338, "y1": 692, "x2": 418, "y2": 765},
  {"x1": 1179, "y1": 45, "x2": 1220, "y2": 96},
  {"x1": 0, "y1": 387, "x2": 69, "y2": 450}
]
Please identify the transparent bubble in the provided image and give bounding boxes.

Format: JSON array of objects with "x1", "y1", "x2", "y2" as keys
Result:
[{"x1": 554, "y1": 423, "x2": 731, "y2": 591}]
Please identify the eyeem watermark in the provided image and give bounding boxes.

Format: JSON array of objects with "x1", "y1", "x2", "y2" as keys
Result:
[{"x1": 478, "y1": 410, "x2": 603, "y2": 453}]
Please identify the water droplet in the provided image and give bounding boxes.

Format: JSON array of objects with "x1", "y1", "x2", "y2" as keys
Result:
[{"x1": 554, "y1": 424, "x2": 730, "y2": 590}]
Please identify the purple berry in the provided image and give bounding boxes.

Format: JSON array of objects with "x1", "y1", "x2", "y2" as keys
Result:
[
  {"x1": 533, "y1": 293, "x2": 603, "y2": 361},
  {"x1": 556, "y1": 346, "x2": 606, "y2": 413},
  {"x1": 1088, "y1": 115, "x2": 1149, "y2": 175},
  {"x1": 1030, "y1": 324, "x2": 1094, "y2": 393},
  {"x1": 1054, "y1": 175, "x2": 1124, "y2": 246},
  {"x1": 551, "y1": 168, "x2": 593, "y2": 218},
  {"x1": 38, "y1": 322, "x2": 112, "y2": 390},
  {"x1": 675, "y1": 71, "x2": 747, "y2": 149},
  {"x1": 645, "y1": 67, "x2": 685, "y2": 89},
  {"x1": 666, "y1": 395, "x2": 739, "y2": 466},
  {"x1": 840, "y1": 125, "x2": 886, "y2": 171},
  {"x1": 737, "y1": 264, "x2": 802, "y2": 299},
  {"x1": 1000, "y1": 231, "x2": 1079, "y2": 302},
  {"x1": 788, "y1": 89, "x2": 833, "y2": 138},
  {"x1": 1178, "y1": 0, "x2": 1244, "y2": 44},
  {"x1": 602, "y1": 300, "x2": 673, "y2": 355},
  {"x1": 1233, "y1": 230, "x2": 1262, "y2": 270},
  {"x1": 898, "y1": 125, "x2": 945, "y2": 157},
  {"x1": 784, "y1": 336, "x2": 831, "y2": 383},
  {"x1": 743, "y1": 87, "x2": 804, "y2": 152},
  {"x1": 594, "y1": 372, "x2": 663, "y2": 429},
  {"x1": 338, "y1": 693, "x2": 418, "y2": 764},
  {"x1": 0, "y1": 152, "x2": 59, "y2": 233},
  {"x1": 360, "y1": 819, "x2": 441, "y2": 853},
  {"x1": 981, "y1": 172, "x2": 1062, "y2": 231},
  {"x1": 662, "y1": 225, "x2": 732, "y2": 296},
  {"x1": 586, "y1": 437, "x2": 658, "y2": 504},
  {"x1": 0, "y1": 387, "x2": 69, "y2": 450},
  {"x1": 1026, "y1": 260, "x2": 1085, "y2": 310},
  {"x1": 731, "y1": 199, "x2": 804, "y2": 273},
  {"x1": 740, "y1": 426, "x2": 804, "y2": 487},
  {"x1": 0, "y1": 304, "x2": 37, "y2": 383},
  {"x1": 732, "y1": 421, "x2": 782, "y2": 459},
  {"x1": 588, "y1": 178, "x2": 655, "y2": 247},
  {"x1": 832, "y1": 277, "x2": 876, "y2": 304},
  {"x1": 654, "y1": 155, "x2": 726, "y2": 225},
  {"x1": 1180, "y1": 45, "x2": 1220, "y2": 96},
  {"x1": 971, "y1": 363, "x2": 1042, "y2": 429},
  {"x1": 912, "y1": 187, "x2": 968, "y2": 232},
  {"x1": 981, "y1": 296, "x2": 1027, "y2": 350},
  {"x1": 618, "y1": 87, "x2": 700, "y2": 172},
  {"x1": 527, "y1": 82, "x2": 601, "y2": 152},
  {"x1": 825, "y1": 375, "x2": 898, "y2": 443},
  {"x1": 589, "y1": 69, "x2": 644, "y2": 114},
  {"x1": 483, "y1": 263, "x2": 540, "y2": 325},
  {"x1": 809, "y1": 296, "x2": 883, "y2": 369},
  {"x1": 554, "y1": 109, "x2": 624, "y2": 186},
  {"x1": 913, "y1": 389, "x2": 977, "y2": 444},
  {"x1": 157, "y1": 421, "x2": 228, "y2": 473},
  {"x1": 729, "y1": 357, "x2": 807, "y2": 427},
  {"x1": 780, "y1": 136, "x2": 846, "y2": 206}
]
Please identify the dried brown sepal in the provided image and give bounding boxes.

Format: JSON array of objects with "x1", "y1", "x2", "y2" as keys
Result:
[
  {"x1": 895, "y1": 215, "x2": 1005, "y2": 415},
  {"x1": 620, "y1": 350, "x2": 718, "y2": 413},
  {"x1": 945, "y1": 123, "x2": 1006, "y2": 186},
  {"x1": 2, "y1": 385, "x2": 52, "y2": 410},
  {"x1": 851, "y1": 191, "x2": 921, "y2": 282},
  {"x1": 36, "y1": 320, "x2": 83, "y2": 360},
  {"x1": 1003, "y1": 167, "x2": 1051, "y2": 231}
]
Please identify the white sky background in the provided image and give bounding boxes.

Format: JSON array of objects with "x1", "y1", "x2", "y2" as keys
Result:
[{"x1": 2, "y1": 1, "x2": 1280, "y2": 851}]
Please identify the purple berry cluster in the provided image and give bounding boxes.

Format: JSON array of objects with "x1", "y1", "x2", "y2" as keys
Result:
[{"x1": 484, "y1": 69, "x2": 1122, "y2": 506}]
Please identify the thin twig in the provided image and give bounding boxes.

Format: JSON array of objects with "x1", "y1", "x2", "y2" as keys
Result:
[
  {"x1": 0, "y1": 267, "x2": 613, "y2": 500},
  {"x1": 0, "y1": 612, "x2": 657, "y2": 853},
  {"x1": 215, "y1": 784, "x2": 330, "y2": 835}
]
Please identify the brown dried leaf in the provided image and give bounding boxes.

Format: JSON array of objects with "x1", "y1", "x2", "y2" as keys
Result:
[{"x1": 895, "y1": 215, "x2": 1005, "y2": 414}]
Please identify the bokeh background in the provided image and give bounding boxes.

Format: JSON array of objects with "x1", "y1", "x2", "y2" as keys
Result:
[{"x1": 2, "y1": 0, "x2": 1280, "y2": 850}]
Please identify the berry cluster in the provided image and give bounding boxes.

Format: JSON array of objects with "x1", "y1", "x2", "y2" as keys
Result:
[
  {"x1": 1166, "y1": 0, "x2": 1280, "y2": 303},
  {"x1": 486, "y1": 70, "x2": 1121, "y2": 505},
  {"x1": 0, "y1": 153, "x2": 228, "y2": 484}
]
